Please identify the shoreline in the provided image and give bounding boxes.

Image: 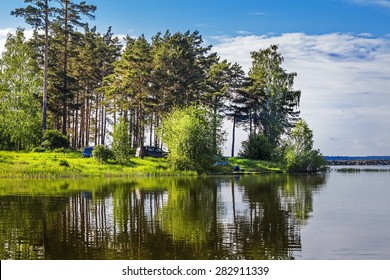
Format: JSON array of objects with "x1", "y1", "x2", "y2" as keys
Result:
[{"x1": 327, "y1": 160, "x2": 390, "y2": 166}]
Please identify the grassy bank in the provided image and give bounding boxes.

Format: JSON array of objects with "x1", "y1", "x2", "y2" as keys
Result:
[
  {"x1": 0, "y1": 150, "x2": 285, "y2": 178},
  {"x1": 0, "y1": 150, "x2": 196, "y2": 178},
  {"x1": 228, "y1": 157, "x2": 285, "y2": 173}
]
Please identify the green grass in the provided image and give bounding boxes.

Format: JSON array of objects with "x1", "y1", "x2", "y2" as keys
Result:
[
  {"x1": 0, "y1": 150, "x2": 196, "y2": 178},
  {"x1": 228, "y1": 157, "x2": 285, "y2": 173},
  {"x1": 0, "y1": 151, "x2": 286, "y2": 178},
  {"x1": 209, "y1": 157, "x2": 285, "y2": 175}
]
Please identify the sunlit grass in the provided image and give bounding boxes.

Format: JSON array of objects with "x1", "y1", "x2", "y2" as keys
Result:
[
  {"x1": 0, "y1": 150, "x2": 195, "y2": 178},
  {"x1": 228, "y1": 157, "x2": 285, "y2": 173},
  {"x1": 0, "y1": 151, "x2": 286, "y2": 178}
]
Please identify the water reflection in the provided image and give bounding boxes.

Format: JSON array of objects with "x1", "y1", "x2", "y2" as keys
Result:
[{"x1": 0, "y1": 175, "x2": 326, "y2": 260}]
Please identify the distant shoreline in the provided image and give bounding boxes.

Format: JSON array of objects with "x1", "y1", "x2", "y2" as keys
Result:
[{"x1": 325, "y1": 156, "x2": 390, "y2": 166}]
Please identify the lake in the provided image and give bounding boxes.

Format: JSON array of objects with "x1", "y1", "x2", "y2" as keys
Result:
[{"x1": 1, "y1": 168, "x2": 390, "y2": 260}]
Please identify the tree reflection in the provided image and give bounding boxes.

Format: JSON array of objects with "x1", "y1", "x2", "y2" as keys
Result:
[{"x1": 0, "y1": 174, "x2": 326, "y2": 259}]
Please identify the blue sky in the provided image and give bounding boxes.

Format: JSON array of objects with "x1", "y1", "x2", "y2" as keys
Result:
[{"x1": 1, "y1": 0, "x2": 390, "y2": 156}]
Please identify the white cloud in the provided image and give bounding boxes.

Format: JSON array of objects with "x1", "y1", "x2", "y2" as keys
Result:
[
  {"x1": 236, "y1": 30, "x2": 253, "y2": 35},
  {"x1": 213, "y1": 33, "x2": 390, "y2": 156}
]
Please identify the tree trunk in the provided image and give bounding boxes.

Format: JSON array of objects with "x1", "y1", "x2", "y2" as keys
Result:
[
  {"x1": 100, "y1": 101, "x2": 105, "y2": 145},
  {"x1": 42, "y1": 0, "x2": 49, "y2": 134},
  {"x1": 231, "y1": 115, "x2": 236, "y2": 157},
  {"x1": 94, "y1": 93, "x2": 99, "y2": 145},
  {"x1": 79, "y1": 102, "x2": 85, "y2": 147},
  {"x1": 154, "y1": 115, "x2": 159, "y2": 147},
  {"x1": 62, "y1": 0, "x2": 69, "y2": 136},
  {"x1": 149, "y1": 113, "x2": 153, "y2": 146},
  {"x1": 86, "y1": 97, "x2": 91, "y2": 146},
  {"x1": 138, "y1": 101, "x2": 143, "y2": 148},
  {"x1": 213, "y1": 105, "x2": 218, "y2": 156}
]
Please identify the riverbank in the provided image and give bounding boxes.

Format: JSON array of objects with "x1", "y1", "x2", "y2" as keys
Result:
[{"x1": 0, "y1": 151, "x2": 285, "y2": 178}]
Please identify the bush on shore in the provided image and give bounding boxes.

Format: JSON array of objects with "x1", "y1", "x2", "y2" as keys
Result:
[
  {"x1": 42, "y1": 130, "x2": 70, "y2": 150},
  {"x1": 93, "y1": 145, "x2": 115, "y2": 163}
]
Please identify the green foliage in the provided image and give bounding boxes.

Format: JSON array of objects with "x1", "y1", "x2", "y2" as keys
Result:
[
  {"x1": 284, "y1": 119, "x2": 327, "y2": 172},
  {"x1": 42, "y1": 130, "x2": 70, "y2": 150},
  {"x1": 53, "y1": 147, "x2": 66, "y2": 153},
  {"x1": 93, "y1": 145, "x2": 114, "y2": 163},
  {"x1": 248, "y1": 44, "x2": 301, "y2": 146},
  {"x1": 32, "y1": 147, "x2": 47, "y2": 153},
  {"x1": 151, "y1": 31, "x2": 212, "y2": 108},
  {"x1": 162, "y1": 106, "x2": 224, "y2": 173},
  {"x1": 112, "y1": 117, "x2": 131, "y2": 164},
  {"x1": 58, "y1": 159, "x2": 70, "y2": 167},
  {"x1": 285, "y1": 149, "x2": 327, "y2": 173},
  {"x1": 0, "y1": 29, "x2": 42, "y2": 150},
  {"x1": 41, "y1": 140, "x2": 51, "y2": 149},
  {"x1": 239, "y1": 133, "x2": 274, "y2": 160},
  {"x1": 286, "y1": 119, "x2": 314, "y2": 154}
]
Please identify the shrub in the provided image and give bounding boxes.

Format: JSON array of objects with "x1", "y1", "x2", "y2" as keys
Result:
[
  {"x1": 41, "y1": 140, "x2": 51, "y2": 149},
  {"x1": 161, "y1": 106, "x2": 224, "y2": 173},
  {"x1": 93, "y1": 145, "x2": 114, "y2": 163},
  {"x1": 42, "y1": 130, "x2": 70, "y2": 150},
  {"x1": 239, "y1": 133, "x2": 274, "y2": 160},
  {"x1": 112, "y1": 117, "x2": 131, "y2": 164},
  {"x1": 284, "y1": 119, "x2": 327, "y2": 173},
  {"x1": 53, "y1": 147, "x2": 66, "y2": 153},
  {"x1": 32, "y1": 147, "x2": 47, "y2": 153},
  {"x1": 285, "y1": 149, "x2": 327, "y2": 173},
  {"x1": 59, "y1": 159, "x2": 70, "y2": 167}
]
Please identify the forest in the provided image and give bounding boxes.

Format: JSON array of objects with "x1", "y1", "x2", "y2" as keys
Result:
[{"x1": 0, "y1": 0, "x2": 326, "y2": 173}]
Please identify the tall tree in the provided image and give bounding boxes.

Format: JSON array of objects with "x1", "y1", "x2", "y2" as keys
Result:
[
  {"x1": 70, "y1": 25, "x2": 99, "y2": 148},
  {"x1": 151, "y1": 30, "x2": 213, "y2": 110},
  {"x1": 0, "y1": 29, "x2": 42, "y2": 150},
  {"x1": 11, "y1": 0, "x2": 55, "y2": 134},
  {"x1": 53, "y1": 0, "x2": 96, "y2": 136},
  {"x1": 97, "y1": 27, "x2": 122, "y2": 145},
  {"x1": 248, "y1": 45, "x2": 301, "y2": 146},
  {"x1": 150, "y1": 30, "x2": 215, "y2": 148},
  {"x1": 204, "y1": 59, "x2": 246, "y2": 156},
  {"x1": 107, "y1": 35, "x2": 153, "y2": 148},
  {"x1": 224, "y1": 63, "x2": 248, "y2": 157}
]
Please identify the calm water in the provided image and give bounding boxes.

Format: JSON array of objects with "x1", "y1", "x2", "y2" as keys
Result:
[{"x1": 1, "y1": 168, "x2": 389, "y2": 260}]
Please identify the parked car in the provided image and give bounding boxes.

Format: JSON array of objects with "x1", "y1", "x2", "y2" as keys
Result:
[
  {"x1": 82, "y1": 146, "x2": 94, "y2": 158},
  {"x1": 135, "y1": 146, "x2": 167, "y2": 158}
]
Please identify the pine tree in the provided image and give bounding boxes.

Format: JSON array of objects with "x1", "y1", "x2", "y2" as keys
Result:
[
  {"x1": 11, "y1": 0, "x2": 55, "y2": 133},
  {"x1": 53, "y1": 0, "x2": 96, "y2": 136}
]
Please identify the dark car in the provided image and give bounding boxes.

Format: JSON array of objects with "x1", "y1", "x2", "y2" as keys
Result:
[
  {"x1": 135, "y1": 146, "x2": 167, "y2": 158},
  {"x1": 82, "y1": 146, "x2": 94, "y2": 158}
]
